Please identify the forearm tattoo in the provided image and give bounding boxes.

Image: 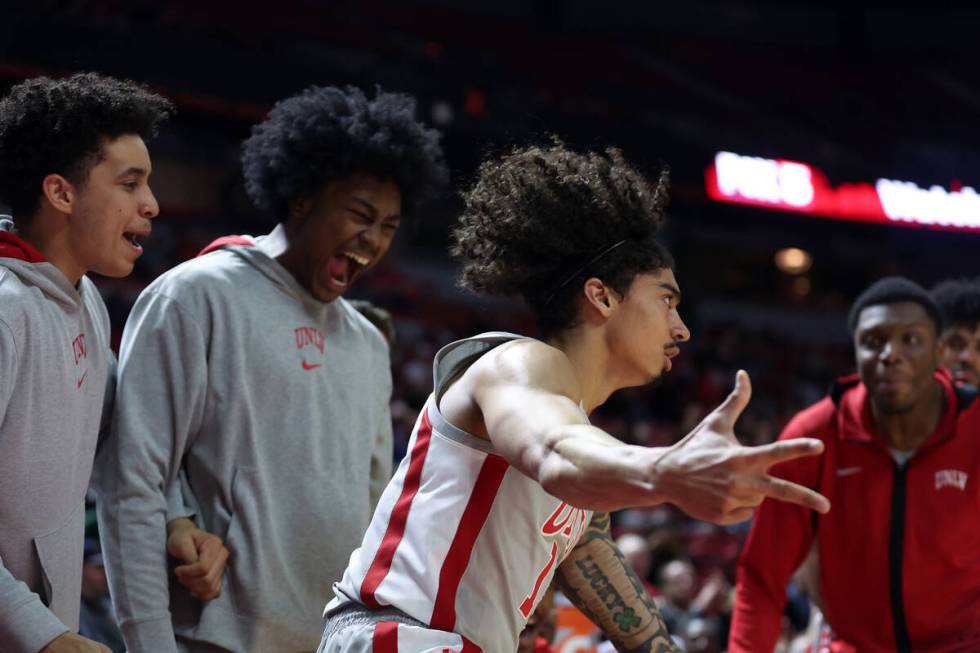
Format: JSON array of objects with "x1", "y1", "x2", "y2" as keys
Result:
[{"x1": 554, "y1": 512, "x2": 679, "y2": 653}]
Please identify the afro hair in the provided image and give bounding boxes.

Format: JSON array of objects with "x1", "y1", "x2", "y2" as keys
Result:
[
  {"x1": 240, "y1": 85, "x2": 447, "y2": 220},
  {"x1": 931, "y1": 277, "x2": 980, "y2": 331},
  {"x1": 0, "y1": 73, "x2": 173, "y2": 220},
  {"x1": 847, "y1": 276, "x2": 943, "y2": 335},
  {"x1": 452, "y1": 140, "x2": 674, "y2": 337}
]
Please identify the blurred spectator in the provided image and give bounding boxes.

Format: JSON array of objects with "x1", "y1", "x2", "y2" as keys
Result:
[
  {"x1": 616, "y1": 533, "x2": 657, "y2": 597},
  {"x1": 78, "y1": 539, "x2": 125, "y2": 653},
  {"x1": 656, "y1": 559, "x2": 698, "y2": 634},
  {"x1": 931, "y1": 276, "x2": 980, "y2": 387},
  {"x1": 683, "y1": 616, "x2": 723, "y2": 653},
  {"x1": 656, "y1": 559, "x2": 731, "y2": 648},
  {"x1": 348, "y1": 298, "x2": 397, "y2": 348}
]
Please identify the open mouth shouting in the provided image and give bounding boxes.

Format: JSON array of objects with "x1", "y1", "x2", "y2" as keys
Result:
[
  {"x1": 324, "y1": 249, "x2": 372, "y2": 293},
  {"x1": 122, "y1": 226, "x2": 151, "y2": 257}
]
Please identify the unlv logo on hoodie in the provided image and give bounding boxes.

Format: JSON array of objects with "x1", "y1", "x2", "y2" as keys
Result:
[
  {"x1": 72, "y1": 333, "x2": 88, "y2": 388},
  {"x1": 294, "y1": 326, "x2": 325, "y2": 371},
  {"x1": 71, "y1": 333, "x2": 87, "y2": 364}
]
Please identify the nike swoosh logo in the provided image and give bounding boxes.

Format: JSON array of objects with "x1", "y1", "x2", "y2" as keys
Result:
[
  {"x1": 301, "y1": 359, "x2": 322, "y2": 371},
  {"x1": 836, "y1": 466, "x2": 862, "y2": 477},
  {"x1": 76, "y1": 370, "x2": 87, "y2": 388}
]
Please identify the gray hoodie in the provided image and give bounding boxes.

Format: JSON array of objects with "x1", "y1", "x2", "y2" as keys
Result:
[
  {"x1": 0, "y1": 217, "x2": 112, "y2": 653},
  {"x1": 93, "y1": 226, "x2": 393, "y2": 653}
]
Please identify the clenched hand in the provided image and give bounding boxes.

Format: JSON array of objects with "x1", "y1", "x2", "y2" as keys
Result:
[{"x1": 167, "y1": 517, "x2": 230, "y2": 600}]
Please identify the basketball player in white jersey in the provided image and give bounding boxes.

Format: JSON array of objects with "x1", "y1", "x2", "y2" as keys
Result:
[{"x1": 319, "y1": 142, "x2": 831, "y2": 652}]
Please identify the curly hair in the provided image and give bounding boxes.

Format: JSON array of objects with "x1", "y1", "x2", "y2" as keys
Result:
[
  {"x1": 0, "y1": 73, "x2": 173, "y2": 219},
  {"x1": 241, "y1": 85, "x2": 447, "y2": 219},
  {"x1": 452, "y1": 141, "x2": 674, "y2": 337},
  {"x1": 932, "y1": 277, "x2": 980, "y2": 331}
]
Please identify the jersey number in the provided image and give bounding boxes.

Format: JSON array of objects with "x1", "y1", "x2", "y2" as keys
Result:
[{"x1": 520, "y1": 541, "x2": 559, "y2": 617}]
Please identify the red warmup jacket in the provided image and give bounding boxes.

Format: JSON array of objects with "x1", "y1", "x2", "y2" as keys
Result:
[{"x1": 730, "y1": 370, "x2": 980, "y2": 653}]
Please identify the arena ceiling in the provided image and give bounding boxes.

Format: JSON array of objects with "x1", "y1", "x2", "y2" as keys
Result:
[{"x1": 4, "y1": 0, "x2": 980, "y2": 182}]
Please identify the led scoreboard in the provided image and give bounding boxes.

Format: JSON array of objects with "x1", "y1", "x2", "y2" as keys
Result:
[{"x1": 705, "y1": 151, "x2": 980, "y2": 233}]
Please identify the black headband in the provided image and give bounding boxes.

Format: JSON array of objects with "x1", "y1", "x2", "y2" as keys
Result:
[{"x1": 543, "y1": 240, "x2": 627, "y2": 306}]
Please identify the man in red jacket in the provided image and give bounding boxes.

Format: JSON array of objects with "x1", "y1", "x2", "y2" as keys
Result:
[{"x1": 730, "y1": 276, "x2": 980, "y2": 653}]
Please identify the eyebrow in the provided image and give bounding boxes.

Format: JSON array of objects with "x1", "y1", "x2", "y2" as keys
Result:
[
  {"x1": 858, "y1": 322, "x2": 932, "y2": 336},
  {"x1": 117, "y1": 166, "x2": 149, "y2": 178},
  {"x1": 353, "y1": 196, "x2": 401, "y2": 222},
  {"x1": 658, "y1": 282, "x2": 682, "y2": 301},
  {"x1": 352, "y1": 197, "x2": 376, "y2": 214}
]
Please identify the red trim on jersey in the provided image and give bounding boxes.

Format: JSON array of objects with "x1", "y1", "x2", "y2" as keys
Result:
[
  {"x1": 460, "y1": 638, "x2": 482, "y2": 653},
  {"x1": 0, "y1": 230, "x2": 47, "y2": 262},
  {"x1": 372, "y1": 621, "x2": 399, "y2": 652},
  {"x1": 197, "y1": 235, "x2": 255, "y2": 257},
  {"x1": 430, "y1": 454, "x2": 509, "y2": 632},
  {"x1": 360, "y1": 408, "x2": 435, "y2": 608}
]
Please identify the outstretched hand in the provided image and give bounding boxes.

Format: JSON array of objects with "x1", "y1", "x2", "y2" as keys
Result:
[
  {"x1": 167, "y1": 517, "x2": 229, "y2": 600},
  {"x1": 651, "y1": 370, "x2": 830, "y2": 524}
]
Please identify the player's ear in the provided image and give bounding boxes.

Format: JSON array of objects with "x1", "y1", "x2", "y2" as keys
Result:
[
  {"x1": 287, "y1": 196, "x2": 314, "y2": 226},
  {"x1": 582, "y1": 277, "x2": 616, "y2": 318},
  {"x1": 41, "y1": 173, "x2": 77, "y2": 215}
]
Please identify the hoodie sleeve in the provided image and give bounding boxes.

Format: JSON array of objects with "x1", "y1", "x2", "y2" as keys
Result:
[
  {"x1": 0, "y1": 559, "x2": 69, "y2": 653},
  {"x1": 0, "y1": 320, "x2": 70, "y2": 653},
  {"x1": 93, "y1": 290, "x2": 208, "y2": 653}
]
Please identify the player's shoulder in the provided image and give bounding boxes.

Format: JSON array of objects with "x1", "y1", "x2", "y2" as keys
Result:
[
  {"x1": 470, "y1": 337, "x2": 579, "y2": 395},
  {"x1": 0, "y1": 265, "x2": 31, "y2": 303},
  {"x1": 475, "y1": 336, "x2": 566, "y2": 371},
  {"x1": 0, "y1": 267, "x2": 44, "y2": 335},
  {"x1": 159, "y1": 248, "x2": 242, "y2": 285},
  {"x1": 0, "y1": 270, "x2": 23, "y2": 342},
  {"x1": 141, "y1": 249, "x2": 247, "y2": 304}
]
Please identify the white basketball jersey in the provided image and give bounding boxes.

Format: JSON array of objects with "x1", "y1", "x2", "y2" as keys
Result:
[{"x1": 328, "y1": 333, "x2": 593, "y2": 652}]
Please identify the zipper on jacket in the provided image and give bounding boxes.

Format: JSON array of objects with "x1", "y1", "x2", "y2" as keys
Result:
[{"x1": 889, "y1": 461, "x2": 911, "y2": 653}]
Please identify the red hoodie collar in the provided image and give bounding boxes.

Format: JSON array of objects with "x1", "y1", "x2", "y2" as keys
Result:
[
  {"x1": 197, "y1": 235, "x2": 255, "y2": 257},
  {"x1": 838, "y1": 370, "x2": 958, "y2": 452},
  {"x1": 0, "y1": 230, "x2": 47, "y2": 263}
]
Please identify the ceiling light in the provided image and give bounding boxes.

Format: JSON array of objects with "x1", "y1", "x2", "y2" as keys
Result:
[{"x1": 775, "y1": 247, "x2": 812, "y2": 274}]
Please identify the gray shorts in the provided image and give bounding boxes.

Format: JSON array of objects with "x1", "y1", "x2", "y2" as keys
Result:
[{"x1": 318, "y1": 604, "x2": 472, "y2": 653}]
